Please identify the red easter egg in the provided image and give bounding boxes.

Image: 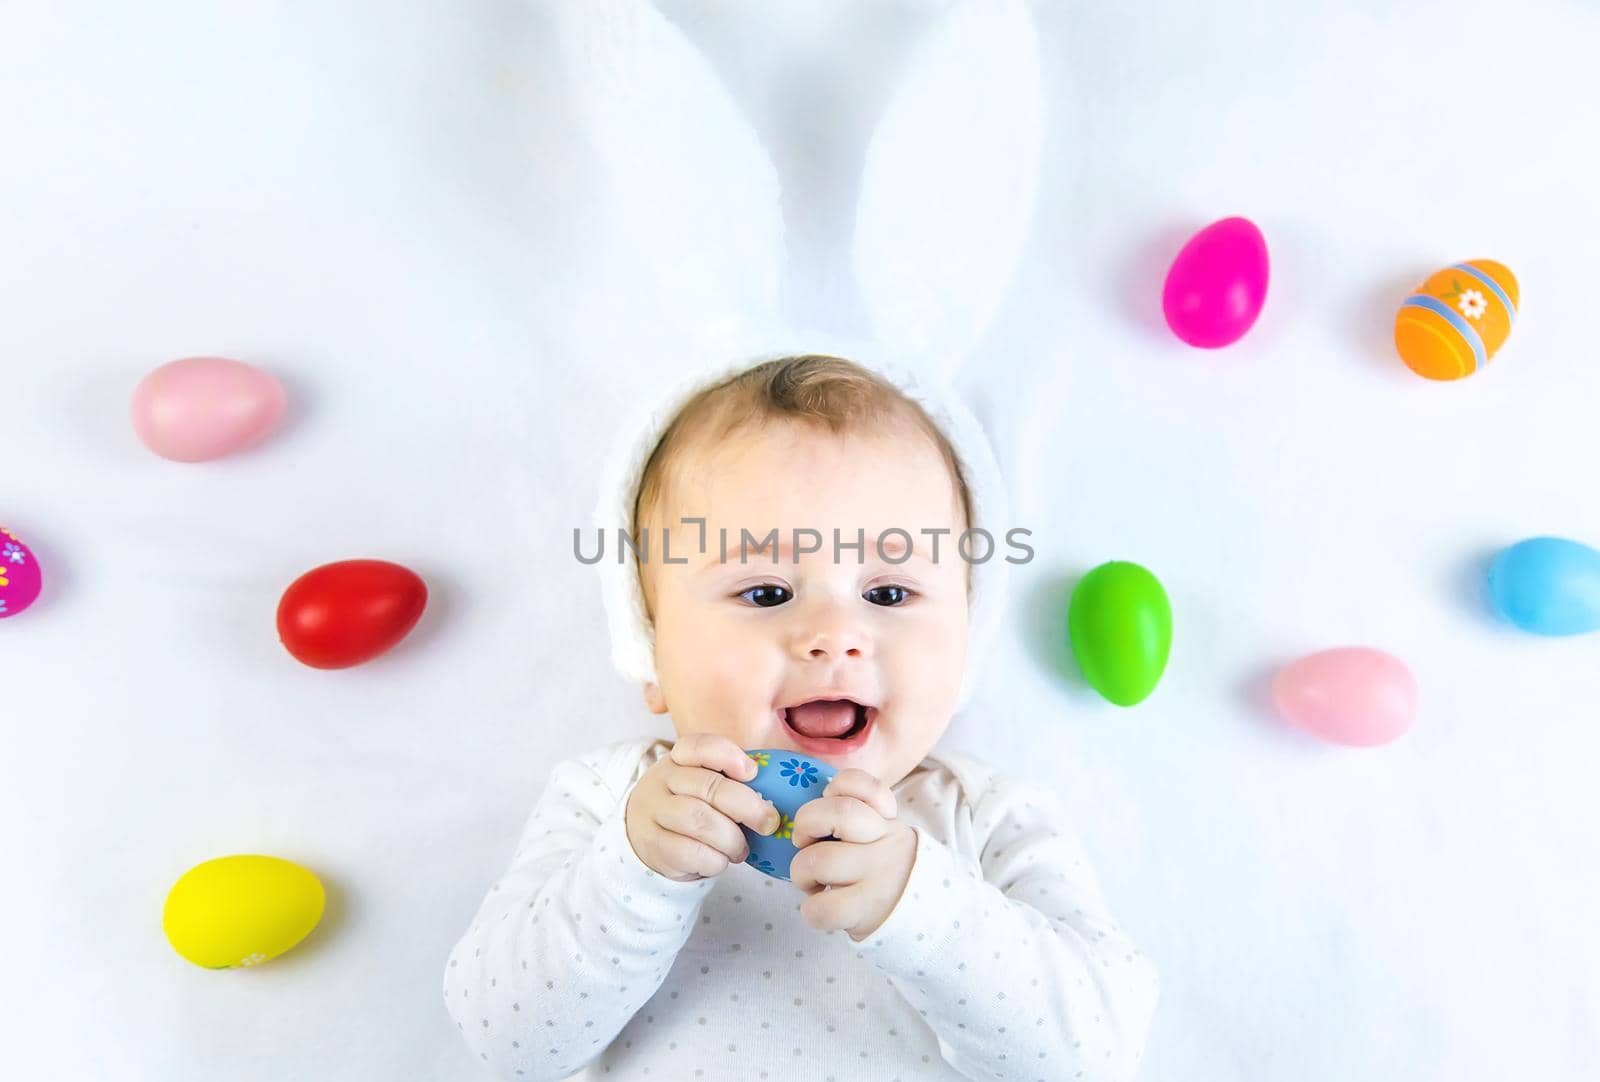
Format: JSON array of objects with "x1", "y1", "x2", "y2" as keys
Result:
[{"x1": 276, "y1": 559, "x2": 428, "y2": 669}]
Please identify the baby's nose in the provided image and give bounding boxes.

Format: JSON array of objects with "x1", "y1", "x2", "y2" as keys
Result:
[
  {"x1": 805, "y1": 636, "x2": 864, "y2": 660},
  {"x1": 790, "y1": 605, "x2": 872, "y2": 660}
]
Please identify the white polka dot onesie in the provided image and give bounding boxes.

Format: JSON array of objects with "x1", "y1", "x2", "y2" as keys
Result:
[{"x1": 444, "y1": 737, "x2": 1159, "y2": 1081}]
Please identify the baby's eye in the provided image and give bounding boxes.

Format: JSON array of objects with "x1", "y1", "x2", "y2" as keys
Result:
[
  {"x1": 864, "y1": 585, "x2": 913, "y2": 607},
  {"x1": 737, "y1": 584, "x2": 792, "y2": 608}
]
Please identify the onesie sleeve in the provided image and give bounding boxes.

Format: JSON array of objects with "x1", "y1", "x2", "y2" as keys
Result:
[
  {"x1": 442, "y1": 743, "x2": 716, "y2": 1081},
  {"x1": 852, "y1": 772, "x2": 1159, "y2": 1082}
]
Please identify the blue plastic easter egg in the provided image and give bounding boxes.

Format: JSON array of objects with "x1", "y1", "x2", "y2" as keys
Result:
[
  {"x1": 1487, "y1": 536, "x2": 1600, "y2": 636},
  {"x1": 739, "y1": 749, "x2": 838, "y2": 880}
]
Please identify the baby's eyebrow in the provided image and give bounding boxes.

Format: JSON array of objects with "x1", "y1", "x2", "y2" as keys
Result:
[
  {"x1": 877, "y1": 532, "x2": 911, "y2": 559},
  {"x1": 696, "y1": 532, "x2": 789, "y2": 569},
  {"x1": 694, "y1": 529, "x2": 934, "y2": 570}
]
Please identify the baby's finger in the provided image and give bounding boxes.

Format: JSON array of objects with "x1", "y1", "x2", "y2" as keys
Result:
[
  {"x1": 791, "y1": 795, "x2": 891, "y2": 850},
  {"x1": 668, "y1": 764, "x2": 779, "y2": 835},
  {"x1": 822, "y1": 768, "x2": 897, "y2": 820},
  {"x1": 790, "y1": 839, "x2": 873, "y2": 894},
  {"x1": 654, "y1": 793, "x2": 749, "y2": 863},
  {"x1": 669, "y1": 732, "x2": 760, "y2": 781},
  {"x1": 799, "y1": 881, "x2": 871, "y2": 934},
  {"x1": 653, "y1": 828, "x2": 732, "y2": 880}
]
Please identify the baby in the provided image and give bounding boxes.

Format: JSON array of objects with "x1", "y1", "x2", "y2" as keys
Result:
[{"x1": 444, "y1": 354, "x2": 1159, "y2": 1081}]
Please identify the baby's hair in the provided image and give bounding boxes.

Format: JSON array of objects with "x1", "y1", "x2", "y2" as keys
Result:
[{"x1": 631, "y1": 354, "x2": 974, "y2": 618}]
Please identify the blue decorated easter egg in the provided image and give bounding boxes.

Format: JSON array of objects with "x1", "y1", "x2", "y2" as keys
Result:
[
  {"x1": 1487, "y1": 536, "x2": 1600, "y2": 636},
  {"x1": 739, "y1": 749, "x2": 838, "y2": 880}
]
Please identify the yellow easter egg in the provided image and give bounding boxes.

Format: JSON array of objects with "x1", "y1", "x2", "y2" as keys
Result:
[
  {"x1": 1394, "y1": 260, "x2": 1519, "y2": 380},
  {"x1": 162, "y1": 855, "x2": 325, "y2": 969}
]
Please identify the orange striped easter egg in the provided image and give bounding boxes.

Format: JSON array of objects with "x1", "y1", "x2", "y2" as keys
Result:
[{"x1": 1394, "y1": 260, "x2": 1519, "y2": 380}]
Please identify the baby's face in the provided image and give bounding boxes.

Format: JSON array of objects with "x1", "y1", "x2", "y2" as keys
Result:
[{"x1": 640, "y1": 420, "x2": 969, "y2": 788}]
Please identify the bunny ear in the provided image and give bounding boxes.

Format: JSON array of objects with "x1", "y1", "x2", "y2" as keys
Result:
[
  {"x1": 851, "y1": 0, "x2": 1043, "y2": 377},
  {"x1": 550, "y1": 0, "x2": 786, "y2": 352}
]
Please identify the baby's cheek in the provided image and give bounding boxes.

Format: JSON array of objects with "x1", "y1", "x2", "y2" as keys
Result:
[
  {"x1": 907, "y1": 615, "x2": 968, "y2": 697},
  {"x1": 692, "y1": 647, "x2": 776, "y2": 737}
]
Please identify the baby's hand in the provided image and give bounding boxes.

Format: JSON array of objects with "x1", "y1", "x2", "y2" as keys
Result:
[
  {"x1": 623, "y1": 733, "x2": 782, "y2": 882},
  {"x1": 789, "y1": 768, "x2": 917, "y2": 942}
]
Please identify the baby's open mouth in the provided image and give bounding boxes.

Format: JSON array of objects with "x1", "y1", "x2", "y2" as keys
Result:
[{"x1": 780, "y1": 699, "x2": 876, "y2": 741}]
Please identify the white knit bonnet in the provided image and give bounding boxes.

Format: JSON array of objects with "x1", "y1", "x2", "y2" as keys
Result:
[{"x1": 559, "y1": 0, "x2": 1043, "y2": 712}]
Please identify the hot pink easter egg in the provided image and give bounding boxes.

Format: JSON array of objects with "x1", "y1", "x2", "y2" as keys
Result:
[
  {"x1": 130, "y1": 356, "x2": 287, "y2": 462},
  {"x1": 1162, "y1": 216, "x2": 1270, "y2": 348},
  {"x1": 1272, "y1": 647, "x2": 1418, "y2": 747},
  {"x1": 0, "y1": 526, "x2": 43, "y2": 619}
]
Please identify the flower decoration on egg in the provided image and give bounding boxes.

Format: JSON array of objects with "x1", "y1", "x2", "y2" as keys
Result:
[
  {"x1": 3, "y1": 542, "x2": 23, "y2": 564},
  {"x1": 779, "y1": 758, "x2": 821, "y2": 788},
  {"x1": 1438, "y1": 276, "x2": 1490, "y2": 321}
]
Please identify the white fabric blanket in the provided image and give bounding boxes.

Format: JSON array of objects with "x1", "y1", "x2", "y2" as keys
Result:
[{"x1": 2, "y1": 2, "x2": 1597, "y2": 1080}]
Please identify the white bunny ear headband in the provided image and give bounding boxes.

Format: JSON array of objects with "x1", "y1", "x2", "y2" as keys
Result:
[{"x1": 556, "y1": 0, "x2": 1043, "y2": 712}]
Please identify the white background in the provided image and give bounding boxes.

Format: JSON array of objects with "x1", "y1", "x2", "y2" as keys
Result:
[{"x1": 3, "y1": 2, "x2": 1598, "y2": 1079}]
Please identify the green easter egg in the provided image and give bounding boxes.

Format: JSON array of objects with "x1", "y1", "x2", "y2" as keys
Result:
[{"x1": 1067, "y1": 561, "x2": 1172, "y2": 706}]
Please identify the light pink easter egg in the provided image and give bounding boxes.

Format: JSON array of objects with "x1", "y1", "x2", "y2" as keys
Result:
[
  {"x1": 130, "y1": 356, "x2": 287, "y2": 462},
  {"x1": 0, "y1": 525, "x2": 43, "y2": 619},
  {"x1": 1271, "y1": 646, "x2": 1418, "y2": 747}
]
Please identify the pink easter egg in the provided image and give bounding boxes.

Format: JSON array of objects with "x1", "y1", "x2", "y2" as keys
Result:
[
  {"x1": 1162, "y1": 216, "x2": 1270, "y2": 348},
  {"x1": 1272, "y1": 647, "x2": 1418, "y2": 747},
  {"x1": 130, "y1": 356, "x2": 287, "y2": 462},
  {"x1": 0, "y1": 526, "x2": 43, "y2": 619}
]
